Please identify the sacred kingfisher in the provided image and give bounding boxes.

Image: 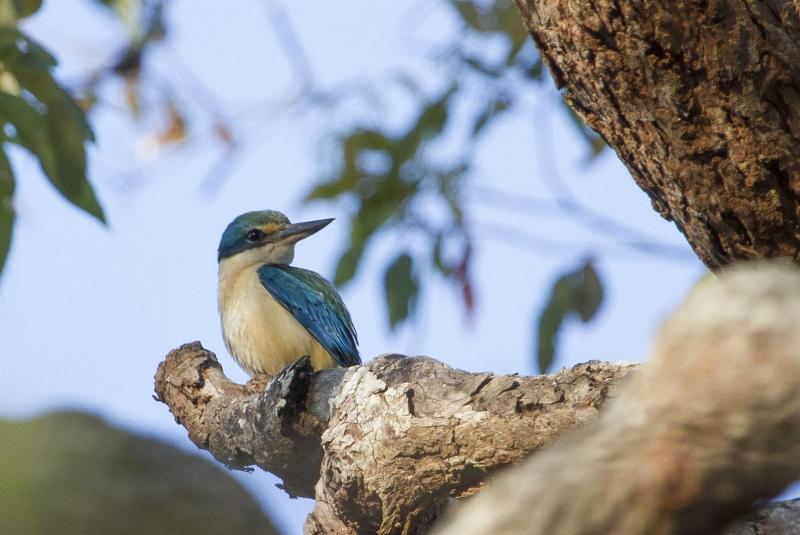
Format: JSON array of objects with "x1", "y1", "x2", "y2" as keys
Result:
[{"x1": 217, "y1": 210, "x2": 360, "y2": 376}]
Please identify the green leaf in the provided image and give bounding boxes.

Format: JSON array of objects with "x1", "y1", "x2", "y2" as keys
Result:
[
  {"x1": 449, "y1": 0, "x2": 487, "y2": 32},
  {"x1": 0, "y1": 91, "x2": 50, "y2": 154},
  {"x1": 536, "y1": 278, "x2": 571, "y2": 373},
  {"x1": 0, "y1": 145, "x2": 14, "y2": 276},
  {"x1": 333, "y1": 181, "x2": 408, "y2": 287},
  {"x1": 384, "y1": 253, "x2": 419, "y2": 329},
  {"x1": 472, "y1": 96, "x2": 511, "y2": 137},
  {"x1": 573, "y1": 261, "x2": 603, "y2": 321},
  {"x1": 0, "y1": 0, "x2": 42, "y2": 25},
  {"x1": 432, "y1": 233, "x2": 450, "y2": 276},
  {"x1": 306, "y1": 130, "x2": 392, "y2": 201},
  {"x1": 0, "y1": 28, "x2": 56, "y2": 71},
  {"x1": 535, "y1": 260, "x2": 604, "y2": 373},
  {"x1": 392, "y1": 85, "x2": 456, "y2": 166},
  {"x1": 333, "y1": 238, "x2": 365, "y2": 287},
  {"x1": 92, "y1": 0, "x2": 145, "y2": 40},
  {"x1": 0, "y1": 30, "x2": 105, "y2": 223}
]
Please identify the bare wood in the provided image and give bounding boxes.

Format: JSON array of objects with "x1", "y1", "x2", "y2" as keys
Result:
[
  {"x1": 154, "y1": 343, "x2": 345, "y2": 497},
  {"x1": 515, "y1": 0, "x2": 800, "y2": 267},
  {"x1": 306, "y1": 356, "x2": 635, "y2": 534},
  {"x1": 434, "y1": 261, "x2": 800, "y2": 535},
  {"x1": 154, "y1": 346, "x2": 636, "y2": 532}
]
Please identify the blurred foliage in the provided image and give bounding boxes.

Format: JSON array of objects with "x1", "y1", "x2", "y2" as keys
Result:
[
  {"x1": 306, "y1": 0, "x2": 605, "y2": 333},
  {"x1": 384, "y1": 252, "x2": 419, "y2": 328},
  {"x1": 0, "y1": 0, "x2": 611, "y2": 372},
  {"x1": 0, "y1": 0, "x2": 194, "y2": 278},
  {"x1": 0, "y1": 410, "x2": 279, "y2": 535},
  {"x1": 536, "y1": 259, "x2": 603, "y2": 372},
  {"x1": 0, "y1": 1, "x2": 105, "y2": 274}
]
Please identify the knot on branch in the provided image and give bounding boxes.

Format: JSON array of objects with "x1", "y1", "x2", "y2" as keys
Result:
[{"x1": 154, "y1": 342, "x2": 342, "y2": 497}]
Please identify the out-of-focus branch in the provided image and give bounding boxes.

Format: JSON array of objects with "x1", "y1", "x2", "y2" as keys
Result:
[{"x1": 435, "y1": 261, "x2": 800, "y2": 535}]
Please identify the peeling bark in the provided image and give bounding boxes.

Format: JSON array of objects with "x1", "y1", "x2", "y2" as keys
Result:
[
  {"x1": 154, "y1": 347, "x2": 636, "y2": 532},
  {"x1": 307, "y1": 356, "x2": 634, "y2": 534},
  {"x1": 154, "y1": 345, "x2": 343, "y2": 497},
  {"x1": 515, "y1": 0, "x2": 800, "y2": 267}
]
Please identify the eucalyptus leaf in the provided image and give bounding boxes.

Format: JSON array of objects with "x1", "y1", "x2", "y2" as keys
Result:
[
  {"x1": 0, "y1": 145, "x2": 14, "y2": 275},
  {"x1": 334, "y1": 238, "x2": 365, "y2": 287},
  {"x1": 0, "y1": 30, "x2": 105, "y2": 223},
  {"x1": 0, "y1": 0, "x2": 41, "y2": 25},
  {"x1": 384, "y1": 253, "x2": 419, "y2": 329},
  {"x1": 535, "y1": 260, "x2": 605, "y2": 373}
]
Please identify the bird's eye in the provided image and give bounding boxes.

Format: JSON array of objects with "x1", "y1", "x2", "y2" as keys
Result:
[{"x1": 246, "y1": 229, "x2": 263, "y2": 242}]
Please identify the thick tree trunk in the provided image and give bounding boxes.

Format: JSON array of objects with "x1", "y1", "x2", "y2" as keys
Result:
[{"x1": 515, "y1": 0, "x2": 800, "y2": 267}]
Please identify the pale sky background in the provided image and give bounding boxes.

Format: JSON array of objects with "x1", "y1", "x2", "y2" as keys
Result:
[{"x1": 0, "y1": 2, "x2": 707, "y2": 533}]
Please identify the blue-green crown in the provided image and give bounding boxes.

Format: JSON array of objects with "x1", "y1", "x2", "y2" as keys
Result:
[{"x1": 218, "y1": 210, "x2": 290, "y2": 260}]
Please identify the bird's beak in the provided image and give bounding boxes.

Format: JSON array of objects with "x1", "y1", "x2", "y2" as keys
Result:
[{"x1": 273, "y1": 218, "x2": 334, "y2": 244}]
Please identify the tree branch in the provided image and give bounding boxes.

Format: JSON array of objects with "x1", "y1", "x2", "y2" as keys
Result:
[
  {"x1": 154, "y1": 344, "x2": 345, "y2": 497},
  {"x1": 154, "y1": 347, "x2": 635, "y2": 532}
]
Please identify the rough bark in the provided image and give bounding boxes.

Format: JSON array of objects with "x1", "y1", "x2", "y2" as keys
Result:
[
  {"x1": 154, "y1": 347, "x2": 636, "y2": 532},
  {"x1": 515, "y1": 0, "x2": 800, "y2": 267},
  {"x1": 154, "y1": 345, "x2": 346, "y2": 498},
  {"x1": 434, "y1": 261, "x2": 800, "y2": 535}
]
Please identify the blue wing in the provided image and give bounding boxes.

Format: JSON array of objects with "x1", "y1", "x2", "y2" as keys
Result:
[{"x1": 257, "y1": 264, "x2": 361, "y2": 367}]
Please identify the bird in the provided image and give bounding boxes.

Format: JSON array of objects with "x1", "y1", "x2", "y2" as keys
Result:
[{"x1": 217, "y1": 210, "x2": 360, "y2": 376}]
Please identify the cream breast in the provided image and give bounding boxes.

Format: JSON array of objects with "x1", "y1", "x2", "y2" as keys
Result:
[{"x1": 218, "y1": 257, "x2": 335, "y2": 375}]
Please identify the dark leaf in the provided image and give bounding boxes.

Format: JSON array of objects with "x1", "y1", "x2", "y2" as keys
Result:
[
  {"x1": 333, "y1": 239, "x2": 365, "y2": 287},
  {"x1": 432, "y1": 233, "x2": 450, "y2": 276},
  {"x1": 461, "y1": 55, "x2": 503, "y2": 78},
  {"x1": 452, "y1": 242, "x2": 474, "y2": 316},
  {"x1": 0, "y1": 0, "x2": 42, "y2": 24},
  {"x1": 536, "y1": 277, "x2": 572, "y2": 373},
  {"x1": 496, "y1": 0, "x2": 529, "y2": 60},
  {"x1": 306, "y1": 129, "x2": 391, "y2": 201},
  {"x1": 472, "y1": 96, "x2": 511, "y2": 137},
  {"x1": 12, "y1": 70, "x2": 104, "y2": 222},
  {"x1": 0, "y1": 145, "x2": 14, "y2": 276},
  {"x1": 392, "y1": 85, "x2": 456, "y2": 166},
  {"x1": 0, "y1": 91, "x2": 50, "y2": 156},
  {"x1": 535, "y1": 259, "x2": 605, "y2": 372},
  {"x1": 573, "y1": 261, "x2": 603, "y2": 322},
  {"x1": 0, "y1": 27, "x2": 56, "y2": 69},
  {"x1": 448, "y1": 0, "x2": 487, "y2": 32},
  {"x1": 384, "y1": 253, "x2": 419, "y2": 328},
  {"x1": 0, "y1": 29, "x2": 104, "y2": 222}
]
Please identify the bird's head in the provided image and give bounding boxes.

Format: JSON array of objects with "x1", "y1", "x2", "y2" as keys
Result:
[{"x1": 217, "y1": 210, "x2": 333, "y2": 265}]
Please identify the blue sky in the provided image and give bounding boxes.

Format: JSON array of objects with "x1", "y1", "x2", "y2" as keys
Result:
[{"x1": 0, "y1": 2, "x2": 704, "y2": 533}]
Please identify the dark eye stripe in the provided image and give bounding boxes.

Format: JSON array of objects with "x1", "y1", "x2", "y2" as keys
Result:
[{"x1": 247, "y1": 229, "x2": 263, "y2": 242}]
